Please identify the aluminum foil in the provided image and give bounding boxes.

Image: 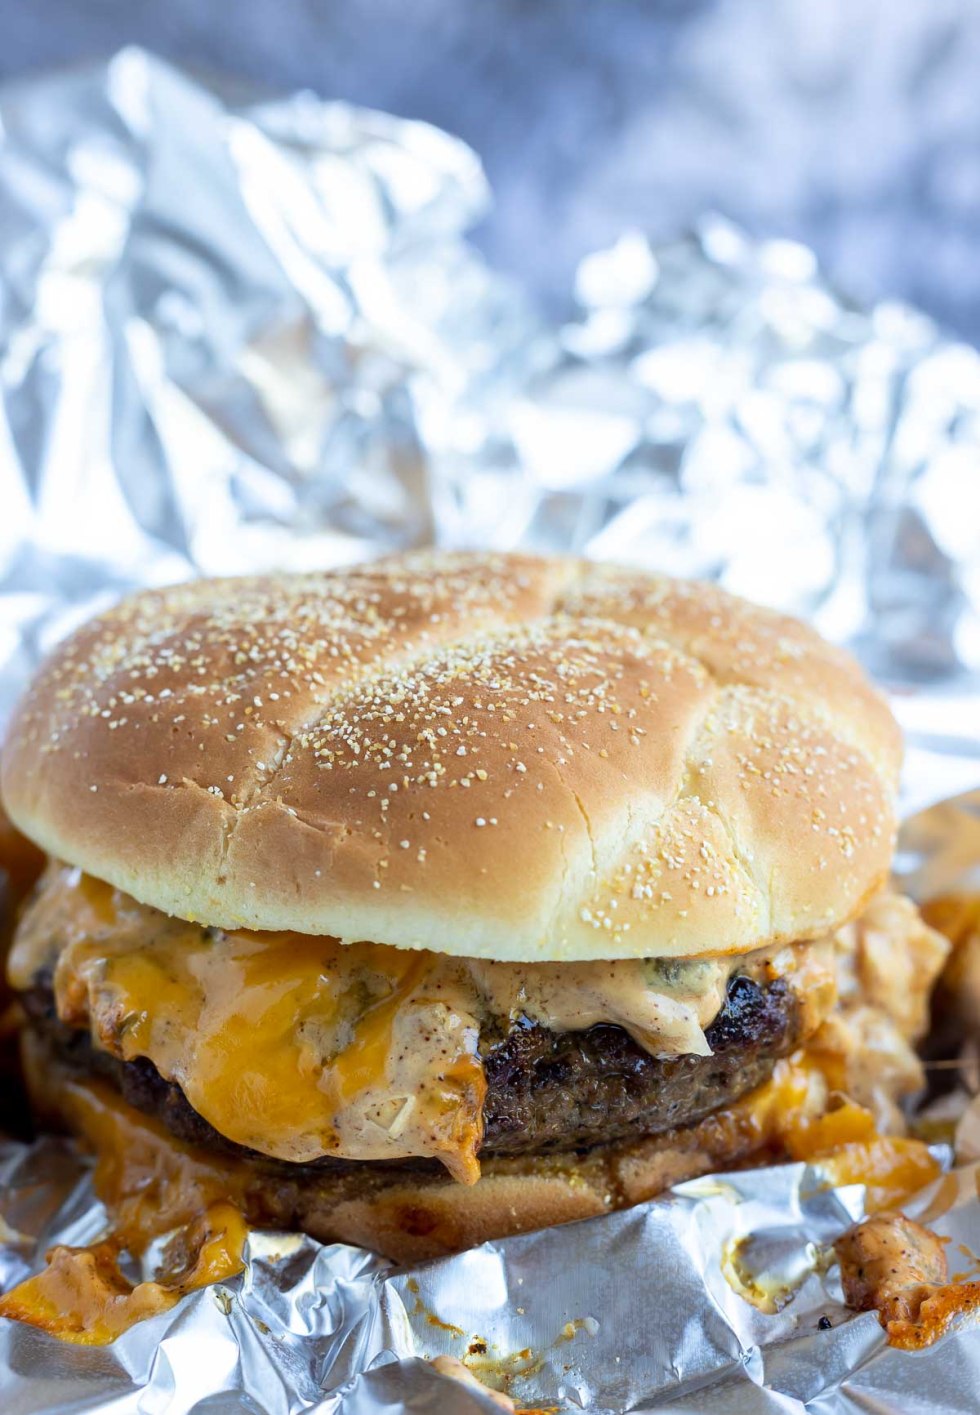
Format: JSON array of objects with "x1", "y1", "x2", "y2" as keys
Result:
[
  {"x1": 4, "y1": 50, "x2": 980, "y2": 725},
  {"x1": 526, "y1": 226, "x2": 980, "y2": 682},
  {"x1": 2, "y1": 46, "x2": 980, "y2": 1415},
  {"x1": 0, "y1": 47, "x2": 544, "y2": 722},
  {"x1": 1, "y1": 990, "x2": 979, "y2": 1414}
]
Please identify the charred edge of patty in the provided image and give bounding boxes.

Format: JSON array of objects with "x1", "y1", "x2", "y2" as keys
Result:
[
  {"x1": 20, "y1": 971, "x2": 800, "y2": 1174},
  {"x1": 482, "y1": 974, "x2": 798, "y2": 1152}
]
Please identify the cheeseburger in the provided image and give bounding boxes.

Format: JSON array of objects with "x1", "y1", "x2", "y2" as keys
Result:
[{"x1": 0, "y1": 553, "x2": 950, "y2": 1283}]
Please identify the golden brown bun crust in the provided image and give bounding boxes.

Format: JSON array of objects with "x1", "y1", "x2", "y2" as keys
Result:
[{"x1": 1, "y1": 554, "x2": 901, "y2": 960}]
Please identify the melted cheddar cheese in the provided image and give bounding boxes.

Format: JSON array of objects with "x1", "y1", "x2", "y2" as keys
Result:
[
  {"x1": 0, "y1": 1039, "x2": 942, "y2": 1345},
  {"x1": 780, "y1": 1093, "x2": 942, "y2": 1212},
  {"x1": 9, "y1": 863, "x2": 833, "y2": 1180},
  {"x1": 885, "y1": 1281, "x2": 980, "y2": 1349}
]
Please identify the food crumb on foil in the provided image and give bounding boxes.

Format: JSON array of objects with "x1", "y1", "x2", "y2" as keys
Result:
[
  {"x1": 430, "y1": 1356, "x2": 517, "y2": 1412},
  {"x1": 835, "y1": 1210, "x2": 980, "y2": 1351},
  {"x1": 1, "y1": 45, "x2": 980, "y2": 1415}
]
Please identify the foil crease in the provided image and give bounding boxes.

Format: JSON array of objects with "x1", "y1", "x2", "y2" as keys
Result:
[
  {"x1": 0, "y1": 1109, "x2": 978, "y2": 1412},
  {"x1": 0, "y1": 48, "x2": 543, "y2": 721},
  {"x1": 1, "y1": 47, "x2": 980, "y2": 1415}
]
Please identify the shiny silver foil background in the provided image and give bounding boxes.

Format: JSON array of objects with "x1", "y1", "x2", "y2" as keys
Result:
[{"x1": 1, "y1": 48, "x2": 979, "y2": 1414}]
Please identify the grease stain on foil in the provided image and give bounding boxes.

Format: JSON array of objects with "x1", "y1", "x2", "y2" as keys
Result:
[{"x1": 721, "y1": 1232, "x2": 825, "y2": 1315}]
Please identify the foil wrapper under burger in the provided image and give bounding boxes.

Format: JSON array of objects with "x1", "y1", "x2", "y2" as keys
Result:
[
  {"x1": 2, "y1": 46, "x2": 980, "y2": 1415},
  {"x1": 1, "y1": 955, "x2": 979, "y2": 1414}
]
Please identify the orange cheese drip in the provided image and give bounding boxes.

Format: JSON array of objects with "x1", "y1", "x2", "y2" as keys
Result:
[
  {"x1": 885, "y1": 1280, "x2": 980, "y2": 1349},
  {"x1": 0, "y1": 1065, "x2": 249, "y2": 1345},
  {"x1": 713, "y1": 1052, "x2": 941, "y2": 1212},
  {"x1": 10, "y1": 863, "x2": 827, "y2": 1182},
  {"x1": 781, "y1": 1099, "x2": 941, "y2": 1212},
  {"x1": 52, "y1": 1069, "x2": 254, "y2": 1244},
  {"x1": 12, "y1": 868, "x2": 487, "y2": 1180},
  {"x1": 0, "y1": 1204, "x2": 246, "y2": 1346}
]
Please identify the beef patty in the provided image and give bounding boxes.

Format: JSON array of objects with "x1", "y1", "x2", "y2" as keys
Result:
[{"x1": 21, "y1": 971, "x2": 800, "y2": 1170}]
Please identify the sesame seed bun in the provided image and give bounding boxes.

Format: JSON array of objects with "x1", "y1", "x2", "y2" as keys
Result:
[{"x1": 0, "y1": 553, "x2": 901, "y2": 961}]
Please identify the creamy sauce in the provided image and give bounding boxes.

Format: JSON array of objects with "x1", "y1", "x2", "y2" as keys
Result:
[
  {"x1": 832, "y1": 891, "x2": 950, "y2": 1044},
  {"x1": 9, "y1": 863, "x2": 833, "y2": 1179}
]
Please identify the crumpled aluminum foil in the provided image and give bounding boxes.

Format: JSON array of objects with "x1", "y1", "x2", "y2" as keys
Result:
[
  {"x1": 2, "y1": 46, "x2": 980, "y2": 1415},
  {"x1": 1, "y1": 1002, "x2": 979, "y2": 1413},
  {"x1": 3, "y1": 50, "x2": 980, "y2": 722},
  {"x1": 526, "y1": 227, "x2": 980, "y2": 682},
  {"x1": 0, "y1": 47, "x2": 544, "y2": 722}
]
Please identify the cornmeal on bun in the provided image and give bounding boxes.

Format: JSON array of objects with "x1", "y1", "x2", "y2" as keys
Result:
[{"x1": 0, "y1": 553, "x2": 949, "y2": 1261}]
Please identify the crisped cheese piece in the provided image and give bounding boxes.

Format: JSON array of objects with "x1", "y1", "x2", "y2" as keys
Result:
[{"x1": 0, "y1": 1202, "x2": 246, "y2": 1346}]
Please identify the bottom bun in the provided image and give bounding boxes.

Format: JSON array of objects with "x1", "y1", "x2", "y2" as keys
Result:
[{"x1": 23, "y1": 1028, "x2": 827, "y2": 1264}]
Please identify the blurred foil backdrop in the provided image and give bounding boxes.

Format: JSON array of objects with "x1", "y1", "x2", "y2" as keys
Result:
[
  {"x1": 3, "y1": 48, "x2": 980, "y2": 727},
  {"x1": 2, "y1": 45, "x2": 980, "y2": 1415}
]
